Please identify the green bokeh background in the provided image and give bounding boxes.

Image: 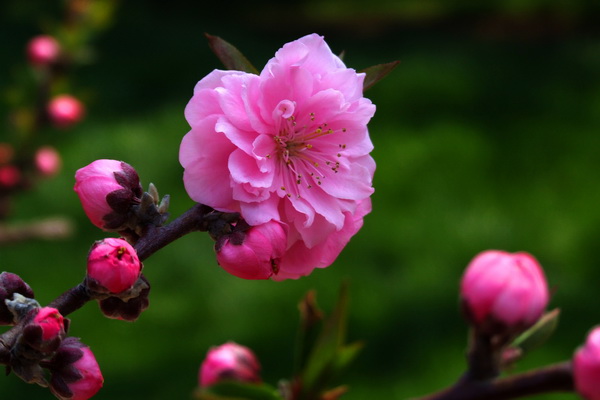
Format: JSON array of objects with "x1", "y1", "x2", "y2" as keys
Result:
[{"x1": 2, "y1": 1, "x2": 600, "y2": 399}]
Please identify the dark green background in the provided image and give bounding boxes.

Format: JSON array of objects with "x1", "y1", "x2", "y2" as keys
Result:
[{"x1": 2, "y1": 1, "x2": 600, "y2": 399}]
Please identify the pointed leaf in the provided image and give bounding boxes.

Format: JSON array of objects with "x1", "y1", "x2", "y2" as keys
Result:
[
  {"x1": 361, "y1": 61, "x2": 400, "y2": 91},
  {"x1": 512, "y1": 308, "x2": 561, "y2": 355},
  {"x1": 331, "y1": 341, "x2": 364, "y2": 375},
  {"x1": 294, "y1": 290, "x2": 324, "y2": 374},
  {"x1": 205, "y1": 34, "x2": 259, "y2": 74}
]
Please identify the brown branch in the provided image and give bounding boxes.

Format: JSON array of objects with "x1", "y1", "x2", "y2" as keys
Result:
[{"x1": 414, "y1": 361, "x2": 573, "y2": 400}]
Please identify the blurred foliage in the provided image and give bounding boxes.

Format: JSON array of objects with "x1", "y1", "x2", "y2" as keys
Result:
[{"x1": 2, "y1": 0, "x2": 600, "y2": 399}]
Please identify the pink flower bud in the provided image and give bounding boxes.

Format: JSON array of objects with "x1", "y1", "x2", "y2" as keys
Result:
[
  {"x1": 33, "y1": 307, "x2": 65, "y2": 341},
  {"x1": 574, "y1": 326, "x2": 600, "y2": 400},
  {"x1": 74, "y1": 159, "x2": 143, "y2": 230},
  {"x1": 47, "y1": 94, "x2": 84, "y2": 129},
  {"x1": 26, "y1": 35, "x2": 61, "y2": 67},
  {"x1": 0, "y1": 165, "x2": 21, "y2": 188},
  {"x1": 87, "y1": 238, "x2": 142, "y2": 294},
  {"x1": 0, "y1": 272, "x2": 35, "y2": 325},
  {"x1": 460, "y1": 250, "x2": 549, "y2": 334},
  {"x1": 215, "y1": 221, "x2": 287, "y2": 280},
  {"x1": 49, "y1": 337, "x2": 104, "y2": 400},
  {"x1": 35, "y1": 146, "x2": 62, "y2": 177},
  {"x1": 199, "y1": 342, "x2": 261, "y2": 387}
]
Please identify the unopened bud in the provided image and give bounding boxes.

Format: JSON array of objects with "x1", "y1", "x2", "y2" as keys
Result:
[
  {"x1": 87, "y1": 238, "x2": 142, "y2": 294},
  {"x1": 199, "y1": 342, "x2": 261, "y2": 387},
  {"x1": 26, "y1": 35, "x2": 61, "y2": 67},
  {"x1": 74, "y1": 159, "x2": 143, "y2": 230},
  {"x1": 48, "y1": 337, "x2": 104, "y2": 400},
  {"x1": 574, "y1": 326, "x2": 600, "y2": 400},
  {"x1": 47, "y1": 94, "x2": 84, "y2": 129},
  {"x1": 21, "y1": 307, "x2": 66, "y2": 353},
  {"x1": 460, "y1": 250, "x2": 549, "y2": 336},
  {"x1": 215, "y1": 220, "x2": 287, "y2": 280},
  {"x1": 0, "y1": 272, "x2": 35, "y2": 325}
]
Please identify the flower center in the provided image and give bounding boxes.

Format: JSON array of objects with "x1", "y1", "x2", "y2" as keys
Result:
[{"x1": 270, "y1": 112, "x2": 347, "y2": 199}]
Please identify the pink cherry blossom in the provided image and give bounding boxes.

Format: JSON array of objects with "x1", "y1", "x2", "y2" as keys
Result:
[
  {"x1": 35, "y1": 146, "x2": 62, "y2": 177},
  {"x1": 49, "y1": 337, "x2": 104, "y2": 400},
  {"x1": 180, "y1": 34, "x2": 375, "y2": 279},
  {"x1": 574, "y1": 326, "x2": 600, "y2": 400},
  {"x1": 47, "y1": 94, "x2": 85, "y2": 128},
  {"x1": 215, "y1": 220, "x2": 287, "y2": 280},
  {"x1": 87, "y1": 238, "x2": 142, "y2": 294},
  {"x1": 27, "y1": 35, "x2": 61, "y2": 67},
  {"x1": 33, "y1": 307, "x2": 65, "y2": 341},
  {"x1": 460, "y1": 250, "x2": 549, "y2": 333},
  {"x1": 199, "y1": 342, "x2": 261, "y2": 387}
]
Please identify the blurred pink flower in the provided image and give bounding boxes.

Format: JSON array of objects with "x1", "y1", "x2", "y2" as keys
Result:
[
  {"x1": 87, "y1": 238, "x2": 142, "y2": 294},
  {"x1": 0, "y1": 165, "x2": 20, "y2": 188},
  {"x1": 199, "y1": 342, "x2": 261, "y2": 387},
  {"x1": 47, "y1": 94, "x2": 85, "y2": 129},
  {"x1": 27, "y1": 35, "x2": 61, "y2": 67},
  {"x1": 574, "y1": 326, "x2": 600, "y2": 400},
  {"x1": 35, "y1": 146, "x2": 62, "y2": 177},
  {"x1": 180, "y1": 34, "x2": 375, "y2": 279},
  {"x1": 460, "y1": 250, "x2": 549, "y2": 334},
  {"x1": 215, "y1": 220, "x2": 287, "y2": 280}
]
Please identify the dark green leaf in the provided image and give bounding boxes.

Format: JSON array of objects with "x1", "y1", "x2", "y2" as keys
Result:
[
  {"x1": 360, "y1": 61, "x2": 400, "y2": 91},
  {"x1": 205, "y1": 34, "x2": 259, "y2": 74}
]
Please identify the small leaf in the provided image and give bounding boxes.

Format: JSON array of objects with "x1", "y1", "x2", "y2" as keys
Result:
[
  {"x1": 512, "y1": 308, "x2": 561, "y2": 355},
  {"x1": 205, "y1": 34, "x2": 259, "y2": 74},
  {"x1": 360, "y1": 61, "x2": 400, "y2": 91},
  {"x1": 294, "y1": 290, "x2": 325, "y2": 374}
]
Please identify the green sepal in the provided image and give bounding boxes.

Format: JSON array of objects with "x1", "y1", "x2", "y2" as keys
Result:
[
  {"x1": 195, "y1": 382, "x2": 283, "y2": 400},
  {"x1": 205, "y1": 34, "x2": 259, "y2": 74},
  {"x1": 360, "y1": 61, "x2": 400, "y2": 91},
  {"x1": 512, "y1": 308, "x2": 560, "y2": 355}
]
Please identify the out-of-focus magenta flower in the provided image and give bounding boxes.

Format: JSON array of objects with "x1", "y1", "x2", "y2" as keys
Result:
[
  {"x1": 460, "y1": 250, "x2": 549, "y2": 334},
  {"x1": 87, "y1": 238, "x2": 142, "y2": 294},
  {"x1": 180, "y1": 34, "x2": 375, "y2": 279},
  {"x1": 35, "y1": 146, "x2": 61, "y2": 177},
  {"x1": 32, "y1": 307, "x2": 65, "y2": 341},
  {"x1": 47, "y1": 94, "x2": 85, "y2": 129},
  {"x1": 574, "y1": 327, "x2": 600, "y2": 400},
  {"x1": 49, "y1": 337, "x2": 104, "y2": 400},
  {"x1": 199, "y1": 342, "x2": 261, "y2": 387},
  {"x1": 27, "y1": 35, "x2": 61, "y2": 67},
  {"x1": 74, "y1": 159, "x2": 143, "y2": 230},
  {"x1": 215, "y1": 220, "x2": 287, "y2": 280},
  {"x1": 0, "y1": 272, "x2": 35, "y2": 325},
  {"x1": 0, "y1": 165, "x2": 21, "y2": 188}
]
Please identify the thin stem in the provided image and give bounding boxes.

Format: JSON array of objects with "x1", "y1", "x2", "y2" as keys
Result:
[{"x1": 414, "y1": 361, "x2": 573, "y2": 400}]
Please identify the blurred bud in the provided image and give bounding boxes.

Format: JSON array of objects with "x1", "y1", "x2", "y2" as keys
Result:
[
  {"x1": 460, "y1": 250, "x2": 549, "y2": 335},
  {"x1": 21, "y1": 307, "x2": 66, "y2": 353},
  {"x1": 574, "y1": 326, "x2": 600, "y2": 400},
  {"x1": 87, "y1": 238, "x2": 142, "y2": 294},
  {"x1": 0, "y1": 272, "x2": 35, "y2": 325},
  {"x1": 47, "y1": 94, "x2": 85, "y2": 129},
  {"x1": 0, "y1": 143, "x2": 14, "y2": 164},
  {"x1": 215, "y1": 220, "x2": 287, "y2": 280},
  {"x1": 0, "y1": 165, "x2": 21, "y2": 188},
  {"x1": 49, "y1": 337, "x2": 104, "y2": 400},
  {"x1": 98, "y1": 275, "x2": 150, "y2": 321},
  {"x1": 26, "y1": 35, "x2": 61, "y2": 67},
  {"x1": 199, "y1": 342, "x2": 261, "y2": 387},
  {"x1": 74, "y1": 159, "x2": 143, "y2": 230},
  {"x1": 35, "y1": 146, "x2": 62, "y2": 177}
]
